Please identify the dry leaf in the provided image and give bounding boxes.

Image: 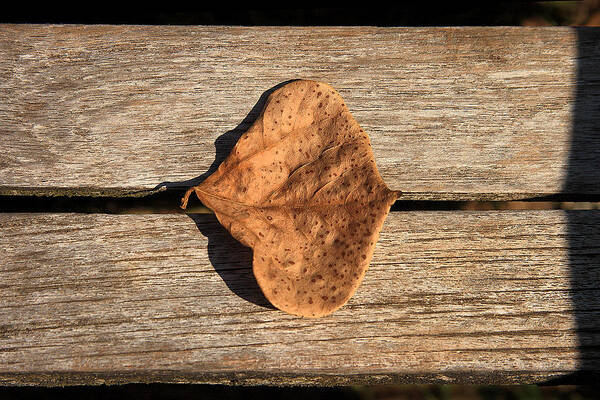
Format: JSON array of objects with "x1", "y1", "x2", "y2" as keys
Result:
[{"x1": 182, "y1": 80, "x2": 400, "y2": 318}]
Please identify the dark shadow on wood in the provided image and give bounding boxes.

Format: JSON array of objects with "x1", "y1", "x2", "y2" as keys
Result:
[
  {"x1": 155, "y1": 81, "x2": 297, "y2": 309},
  {"x1": 188, "y1": 213, "x2": 274, "y2": 309},
  {"x1": 557, "y1": 27, "x2": 600, "y2": 384}
]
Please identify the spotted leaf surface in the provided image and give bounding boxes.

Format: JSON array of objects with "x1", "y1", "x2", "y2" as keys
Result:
[{"x1": 182, "y1": 80, "x2": 400, "y2": 317}]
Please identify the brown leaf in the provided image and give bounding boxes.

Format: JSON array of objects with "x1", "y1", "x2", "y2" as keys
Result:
[{"x1": 182, "y1": 80, "x2": 400, "y2": 318}]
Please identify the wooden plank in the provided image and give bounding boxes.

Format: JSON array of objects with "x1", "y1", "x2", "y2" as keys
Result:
[
  {"x1": 1, "y1": 25, "x2": 599, "y2": 199},
  {"x1": 1, "y1": 211, "x2": 598, "y2": 385}
]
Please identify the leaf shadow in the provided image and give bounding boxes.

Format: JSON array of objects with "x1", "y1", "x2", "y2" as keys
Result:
[
  {"x1": 187, "y1": 213, "x2": 274, "y2": 309},
  {"x1": 155, "y1": 80, "x2": 298, "y2": 309},
  {"x1": 155, "y1": 79, "x2": 298, "y2": 191}
]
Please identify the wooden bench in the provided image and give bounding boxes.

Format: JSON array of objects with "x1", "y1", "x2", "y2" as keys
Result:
[{"x1": 1, "y1": 25, "x2": 599, "y2": 385}]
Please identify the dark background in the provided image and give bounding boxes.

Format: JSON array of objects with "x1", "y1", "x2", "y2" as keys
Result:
[
  {"x1": 0, "y1": 2, "x2": 597, "y2": 26},
  {"x1": 2, "y1": 2, "x2": 600, "y2": 399}
]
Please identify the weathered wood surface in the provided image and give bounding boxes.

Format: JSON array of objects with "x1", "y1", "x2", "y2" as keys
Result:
[
  {"x1": 1, "y1": 25, "x2": 599, "y2": 199},
  {"x1": 1, "y1": 211, "x2": 598, "y2": 385}
]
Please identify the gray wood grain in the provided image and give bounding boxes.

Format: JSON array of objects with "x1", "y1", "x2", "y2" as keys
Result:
[
  {"x1": 1, "y1": 25, "x2": 599, "y2": 199},
  {"x1": 1, "y1": 211, "x2": 597, "y2": 384}
]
